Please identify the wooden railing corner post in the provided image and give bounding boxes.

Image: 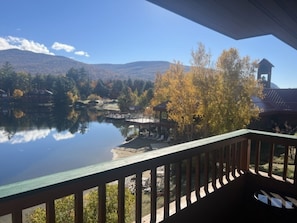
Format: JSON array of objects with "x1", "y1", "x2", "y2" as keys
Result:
[{"x1": 241, "y1": 138, "x2": 251, "y2": 172}]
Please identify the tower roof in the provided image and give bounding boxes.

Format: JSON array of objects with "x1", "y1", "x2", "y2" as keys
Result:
[{"x1": 259, "y1": 58, "x2": 274, "y2": 68}]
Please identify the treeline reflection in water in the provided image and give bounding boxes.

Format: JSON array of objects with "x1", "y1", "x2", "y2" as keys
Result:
[{"x1": 0, "y1": 105, "x2": 131, "y2": 185}]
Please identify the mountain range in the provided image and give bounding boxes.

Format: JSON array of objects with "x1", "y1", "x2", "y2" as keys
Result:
[
  {"x1": 1, "y1": 49, "x2": 277, "y2": 88},
  {"x1": 0, "y1": 49, "x2": 176, "y2": 81}
]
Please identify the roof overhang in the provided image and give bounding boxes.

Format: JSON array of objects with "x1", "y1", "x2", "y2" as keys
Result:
[{"x1": 147, "y1": 0, "x2": 297, "y2": 50}]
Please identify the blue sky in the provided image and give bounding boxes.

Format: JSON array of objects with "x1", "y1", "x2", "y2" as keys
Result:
[{"x1": 0, "y1": 0, "x2": 296, "y2": 88}]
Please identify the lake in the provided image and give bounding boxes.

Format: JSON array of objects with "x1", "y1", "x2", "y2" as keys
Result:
[{"x1": 0, "y1": 106, "x2": 133, "y2": 186}]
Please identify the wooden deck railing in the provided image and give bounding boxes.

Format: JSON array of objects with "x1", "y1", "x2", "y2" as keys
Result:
[
  {"x1": 0, "y1": 129, "x2": 296, "y2": 223},
  {"x1": 248, "y1": 130, "x2": 297, "y2": 182}
]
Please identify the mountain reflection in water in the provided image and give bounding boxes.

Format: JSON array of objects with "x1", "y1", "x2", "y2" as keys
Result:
[{"x1": 0, "y1": 106, "x2": 129, "y2": 185}]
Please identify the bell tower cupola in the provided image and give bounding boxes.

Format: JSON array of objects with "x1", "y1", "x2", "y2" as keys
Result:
[{"x1": 257, "y1": 58, "x2": 274, "y2": 88}]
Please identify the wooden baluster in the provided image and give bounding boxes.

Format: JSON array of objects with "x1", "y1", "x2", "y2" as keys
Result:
[
  {"x1": 195, "y1": 154, "x2": 201, "y2": 199},
  {"x1": 98, "y1": 185, "x2": 106, "y2": 223},
  {"x1": 204, "y1": 152, "x2": 209, "y2": 194},
  {"x1": 255, "y1": 140, "x2": 261, "y2": 173},
  {"x1": 175, "y1": 162, "x2": 181, "y2": 212},
  {"x1": 12, "y1": 210, "x2": 22, "y2": 223},
  {"x1": 225, "y1": 146, "x2": 230, "y2": 181},
  {"x1": 75, "y1": 191, "x2": 83, "y2": 223},
  {"x1": 268, "y1": 143, "x2": 275, "y2": 177},
  {"x1": 218, "y1": 147, "x2": 224, "y2": 185},
  {"x1": 236, "y1": 142, "x2": 242, "y2": 174},
  {"x1": 164, "y1": 163, "x2": 171, "y2": 218},
  {"x1": 231, "y1": 143, "x2": 236, "y2": 177},
  {"x1": 186, "y1": 158, "x2": 192, "y2": 206},
  {"x1": 46, "y1": 200, "x2": 55, "y2": 223},
  {"x1": 150, "y1": 168, "x2": 157, "y2": 223},
  {"x1": 118, "y1": 178, "x2": 125, "y2": 223},
  {"x1": 135, "y1": 172, "x2": 142, "y2": 223},
  {"x1": 293, "y1": 144, "x2": 297, "y2": 186},
  {"x1": 211, "y1": 150, "x2": 217, "y2": 189},
  {"x1": 283, "y1": 145, "x2": 289, "y2": 181}
]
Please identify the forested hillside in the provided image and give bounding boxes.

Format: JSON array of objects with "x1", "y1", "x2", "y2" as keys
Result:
[{"x1": 0, "y1": 49, "x2": 176, "y2": 81}]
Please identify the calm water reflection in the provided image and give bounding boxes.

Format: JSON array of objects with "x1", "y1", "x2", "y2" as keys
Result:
[{"x1": 0, "y1": 105, "x2": 130, "y2": 185}]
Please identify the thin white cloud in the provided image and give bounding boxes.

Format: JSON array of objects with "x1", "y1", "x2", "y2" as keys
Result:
[
  {"x1": 0, "y1": 129, "x2": 10, "y2": 143},
  {"x1": 0, "y1": 36, "x2": 90, "y2": 58},
  {"x1": 0, "y1": 36, "x2": 54, "y2": 55},
  {"x1": 52, "y1": 42, "x2": 75, "y2": 52},
  {"x1": 10, "y1": 129, "x2": 51, "y2": 144},
  {"x1": 75, "y1": 50, "x2": 90, "y2": 57},
  {"x1": 0, "y1": 37, "x2": 12, "y2": 50},
  {"x1": 53, "y1": 131, "x2": 75, "y2": 141}
]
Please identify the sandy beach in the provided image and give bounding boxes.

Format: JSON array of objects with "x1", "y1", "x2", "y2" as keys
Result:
[{"x1": 111, "y1": 136, "x2": 170, "y2": 160}]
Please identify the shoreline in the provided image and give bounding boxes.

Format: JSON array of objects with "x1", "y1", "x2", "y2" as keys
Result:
[
  {"x1": 111, "y1": 136, "x2": 170, "y2": 160},
  {"x1": 111, "y1": 146, "x2": 150, "y2": 160}
]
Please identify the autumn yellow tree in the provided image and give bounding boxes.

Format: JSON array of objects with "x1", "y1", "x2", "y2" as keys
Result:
[
  {"x1": 150, "y1": 70, "x2": 175, "y2": 108},
  {"x1": 191, "y1": 45, "x2": 263, "y2": 136},
  {"x1": 150, "y1": 62, "x2": 199, "y2": 140},
  {"x1": 190, "y1": 43, "x2": 217, "y2": 137},
  {"x1": 166, "y1": 63, "x2": 199, "y2": 140},
  {"x1": 151, "y1": 43, "x2": 263, "y2": 139},
  {"x1": 211, "y1": 48, "x2": 262, "y2": 135},
  {"x1": 13, "y1": 89, "x2": 24, "y2": 98}
]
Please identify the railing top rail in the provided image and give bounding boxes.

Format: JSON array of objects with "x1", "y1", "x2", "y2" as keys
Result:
[{"x1": 247, "y1": 129, "x2": 297, "y2": 144}]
